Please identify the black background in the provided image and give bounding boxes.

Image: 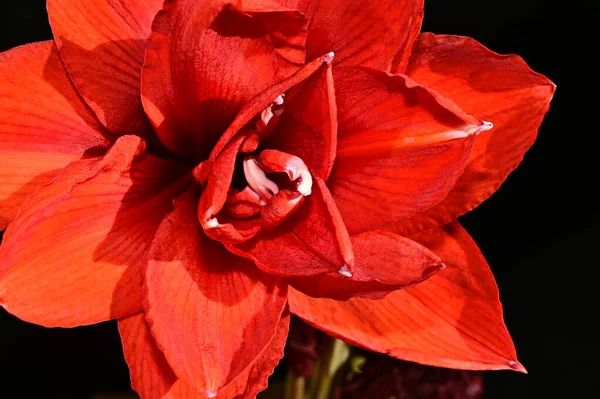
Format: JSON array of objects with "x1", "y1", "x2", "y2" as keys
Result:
[{"x1": 0, "y1": 0, "x2": 597, "y2": 398}]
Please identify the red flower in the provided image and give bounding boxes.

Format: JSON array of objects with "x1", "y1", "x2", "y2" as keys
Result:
[{"x1": 0, "y1": 0, "x2": 554, "y2": 398}]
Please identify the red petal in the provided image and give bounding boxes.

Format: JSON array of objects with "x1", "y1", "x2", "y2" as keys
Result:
[
  {"x1": 143, "y1": 192, "x2": 288, "y2": 395},
  {"x1": 0, "y1": 136, "x2": 189, "y2": 327},
  {"x1": 291, "y1": 230, "x2": 443, "y2": 300},
  {"x1": 207, "y1": 53, "x2": 335, "y2": 167},
  {"x1": 230, "y1": 178, "x2": 353, "y2": 277},
  {"x1": 329, "y1": 66, "x2": 481, "y2": 234},
  {"x1": 119, "y1": 309, "x2": 290, "y2": 399},
  {"x1": 198, "y1": 135, "x2": 246, "y2": 234},
  {"x1": 142, "y1": 0, "x2": 307, "y2": 160},
  {"x1": 289, "y1": 222, "x2": 524, "y2": 372},
  {"x1": 261, "y1": 190, "x2": 305, "y2": 230},
  {"x1": 394, "y1": 34, "x2": 556, "y2": 234},
  {"x1": 280, "y1": 0, "x2": 423, "y2": 71},
  {"x1": 47, "y1": 0, "x2": 162, "y2": 138},
  {"x1": 0, "y1": 41, "x2": 111, "y2": 230},
  {"x1": 262, "y1": 61, "x2": 337, "y2": 179}
]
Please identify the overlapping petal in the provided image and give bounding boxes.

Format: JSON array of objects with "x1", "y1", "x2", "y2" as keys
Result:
[
  {"x1": 47, "y1": 0, "x2": 163, "y2": 138},
  {"x1": 290, "y1": 230, "x2": 443, "y2": 300},
  {"x1": 0, "y1": 41, "x2": 110, "y2": 230},
  {"x1": 0, "y1": 136, "x2": 189, "y2": 327},
  {"x1": 262, "y1": 61, "x2": 337, "y2": 179},
  {"x1": 289, "y1": 222, "x2": 524, "y2": 372},
  {"x1": 143, "y1": 192, "x2": 288, "y2": 395},
  {"x1": 229, "y1": 178, "x2": 353, "y2": 277},
  {"x1": 394, "y1": 34, "x2": 556, "y2": 234},
  {"x1": 280, "y1": 0, "x2": 423, "y2": 71},
  {"x1": 328, "y1": 66, "x2": 482, "y2": 234},
  {"x1": 142, "y1": 0, "x2": 308, "y2": 160},
  {"x1": 118, "y1": 310, "x2": 290, "y2": 399}
]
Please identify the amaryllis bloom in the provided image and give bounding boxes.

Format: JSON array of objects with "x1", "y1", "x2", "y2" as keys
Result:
[{"x1": 0, "y1": 0, "x2": 554, "y2": 397}]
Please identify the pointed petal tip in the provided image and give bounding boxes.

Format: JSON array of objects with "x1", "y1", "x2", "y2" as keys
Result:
[
  {"x1": 439, "y1": 263, "x2": 447, "y2": 270},
  {"x1": 509, "y1": 360, "x2": 528, "y2": 374},
  {"x1": 476, "y1": 120, "x2": 494, "y2": 135},
  {"x1": 322, "y1": 52, "x2": 335, "y2": 65}
]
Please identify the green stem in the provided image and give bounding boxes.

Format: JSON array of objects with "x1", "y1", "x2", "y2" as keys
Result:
[
  {"x1": 284, "y1": 369, "x2": 306, "y2": 399},
  {"x1": 309, "y1": 336, "x2": 350, "y2": 399}
]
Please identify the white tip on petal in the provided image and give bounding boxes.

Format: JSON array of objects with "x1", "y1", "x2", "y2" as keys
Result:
[
  {"x1": 476, "y1": 120, "x2": 494, "y2": 134},
  {"x1": 205, "y1": 218, "x2": 219, "y2": 228},
  {"x1": 324, "y1": 52, "x2": 335, "y2": 65},
  {"x1": 338, "y1": 264, "x2": 353, "y2": 278},
  {"x1": 206, "y1": 390, "x2": 217, "y2": 398},
  {"x1": 273, "y1": 94, "x2": 285, "y2": 106},
  {"x1": 296, "y1": 168, "x2": 313, "y2": 196}
]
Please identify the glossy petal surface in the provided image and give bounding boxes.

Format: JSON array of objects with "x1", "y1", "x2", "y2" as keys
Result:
[
  {"x1": 280, "y1": 0, "x2": 423, "y2": 71},
  {"x1": 263, "y1": 62, "x2": 337, "y2": 179},
  {"x1": 329, "y1": 66, "x2": 480, "y2": 234},
  {"x1": 230, "y1": 178, "x2": 353, "y2": 277},
  {"x1": 0, "y1": 136, "x2": 187, "y2": 326},
  {"x1": 289, "y1": 222, "x2": 524, "y2": 372},
  {"x1": 394, "y1": 34, "x2": 556, "y2": 234},
  {"x1": 48, "y1": 0, "x2": 163, "y2": 137},
  {"x1": 0, "y1": 41, "x2": 110, "y2": 230},
  {"x1": 118, "y1": 310, "x2": 290, "y2": 399},
  {"x1": 143, "y1": 192, "x2": 287, "y2": 394},
  {"x1": 291, "y1": 230, "x2": 443, "y2": 300},
  {"x1": 142, "y1": 0, "x2": 307, "y2": 160}
]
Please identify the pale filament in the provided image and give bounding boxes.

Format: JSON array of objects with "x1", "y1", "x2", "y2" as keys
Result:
[{"x1": 243, "y1": 158, "x2": 280, "y2": 204}]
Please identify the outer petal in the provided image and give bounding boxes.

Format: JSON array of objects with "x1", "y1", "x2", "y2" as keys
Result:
[
  {"x1": 280, "y1": 0, "x2": 423, "y2": 71},
  {"x1": 394, "y1": 34, "x2": 556, "y2": 234},
  {"x1": 0, "y1": 41, "x2": 110, "y2": 230},
  {"x1": 118, "y1": 310, "x2": 290, "y2": 399},
  {"x1": 143, "y1": 192, "x2": 288, "y2": 395},
  {"x1": 329, "y1": 66, "x2": 482, "y2": 234},
  {"x1": 230, "y1": 178, "x2": 353, "y2": 277},
  {"x1": 0, "y1": 136, "x2": 189, "y2": 327},
  {"x1": 142, "y1": 0, "x2": 307, "y2": 161},
  {"x1": 289, "y1": 222, "x2": 524, "y2": 372},
  {"x1": 290, "y1": 230, "x2": 443, "y2": 300},
  {"x1": 263, "y1": 61, "x2": 337, "y2": 179},
  {"x1": 47, "y1": 0, "x2": 163, "y2": 137}
]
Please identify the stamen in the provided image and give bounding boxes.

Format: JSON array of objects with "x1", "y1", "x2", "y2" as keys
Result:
[
  {"x1": 259, "y1": 150, "x2": 313, "y2": 197},
  {"x1": 257, "y1": 94, "x2": 285, "y2": 131},
  {"x1": 243, "y1": 157, "x2": 280, "y2": 203}
]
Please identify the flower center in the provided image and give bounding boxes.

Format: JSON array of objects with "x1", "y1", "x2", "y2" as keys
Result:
[
  {"x1": 242, "y1": 151, "x2": 313, "y2": 204},
  {"x1": 198, "y1": 94, "x2": 315, "y2": 244}
]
